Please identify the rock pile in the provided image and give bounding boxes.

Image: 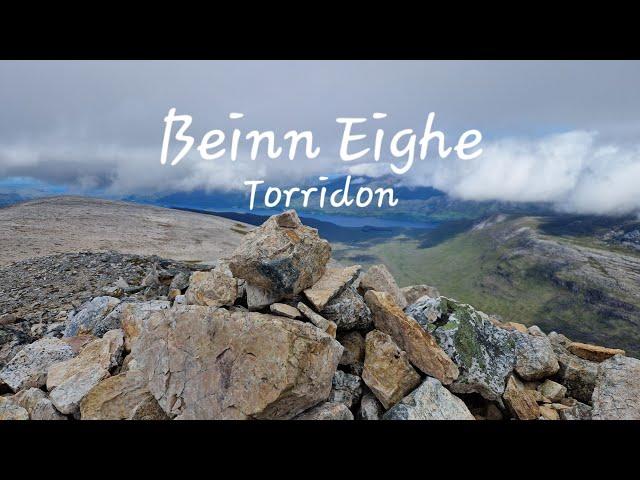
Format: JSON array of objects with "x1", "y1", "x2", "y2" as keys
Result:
[{"x1": 1, "y1": 210, "x2": 639, "y2": 420}]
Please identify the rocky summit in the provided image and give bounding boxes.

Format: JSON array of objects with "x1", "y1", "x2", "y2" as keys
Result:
[{"x1": 1, "y1": 209, "x2": 639, "y2": 420}]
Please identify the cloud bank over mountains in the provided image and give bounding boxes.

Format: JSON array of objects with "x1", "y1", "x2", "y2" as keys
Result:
[{"x1": 1, "y1": 61, "x2": 639, "y2": 215}]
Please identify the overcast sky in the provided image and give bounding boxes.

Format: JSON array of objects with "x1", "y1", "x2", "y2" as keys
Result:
[{"x1": 1, "y1": 60, "x2": 639, "y2": 215}]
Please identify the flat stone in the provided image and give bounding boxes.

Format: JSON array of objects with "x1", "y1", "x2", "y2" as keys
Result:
[
  {"x1": 567, "y1": 342, "x2": 625, "y2": 363},
  {"x1": 295, "y1": 402, "x2": 354, "y2": 420},
  {"x1": 298, "y1": 302, "x2": 337, "y2": 338},
  {"x1": 269, "y1": 303, "x2": 303, "y2": 319},
  {"x1": 303, "y1": 265, "x2": 361, "y2": 311},
  {"x1": 362, "y1": 330, "x2": 421, "y2": 410},
  {"x1": 592, "y1": 355, "x2": 640, "y2": 420},
  {"x1": 185, "y1": 269, "x2": 237, "y2": 308},
  {"x1": 364, "y1": 290, "x2": 458, "y2": 385},
  {"x1": 359, "y1": 264, "x2": 407, "y2": 309}
]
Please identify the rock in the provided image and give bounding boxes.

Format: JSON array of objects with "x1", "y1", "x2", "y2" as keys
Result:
[
  {"x1": 364, "y1": 291, "x2": 458, "y2": 384},
  {"x1": 297, "y1": 302, "x2": 337, "y2": 338},
  {"x1": 337, "y1": 331, "x2": 365, "y2": 369},
  {"x1": 80, "y1": 370, "x2": 168, "y2": 420},
  {"x1": 142, "y1": 264, "x2": 160, "y2": 287},
  {"x1": 13, "y1": 388, "x2": 66, "y2": 420},
  {"x1": 507, "y1": 322, "x2": 528, "y2": 334},
  {"x1": 129, "y1": 306, "x2": 343, "y2": 420},
  {"x1": 567, "y1": 342, "x2": 625, "y2": 363},
  {"x1": 358, "y1": 392, "x2": 384, "y2": 420},
  {"x1": 383, "y1": 378, "x2": 475, "y2": 420},
  {"x1": 503, "y1": 374, "x2": 540, "y2": 420},
  {"x1": 303, "y1": 265, "x2": 361, "y2": 311},
  {"x1": 559, "y1": 401, "x2": 592, "y2": 420},
  {"x1": 0, "y1": 396, "x2": 29, "y2": 420},
  {"x1": 418, "y1": 297, "x2": 515, "y2": 401},
  {"x1": 551, "y1": 342, "x2": 598, "y2": 404},
  {"x1": 64, "y1": 296, "x2": 121, "y2": 337},
  {"x1": 47, "y1": 329, "x2": 125, "y2": 415},
  {"x1": 539, "y1": 405, "x2": 560, "y2": 420},
  {"x1": 269, "y1": 303, "x2": 303, "y2": 319},
  {"x1": 537, "y1": 379, "x2": 567, "y2": 402},
  {"x1": 0, "y1": 337, "x2": 76, "y2": 392},
  {"x1": 168, "y1": 289, "x2": 181, "y2": 301},
  {"x1": 485, "y1": 403, "x2": 504, "y2": 420},
  {"x1": 528, "y1": 325, "x2": 546, "y2": 337},
  {"x1": 169, "y1": 271, "x2": 190, "y2": 292},
  {"x1": 328, "y1": 370, "x2": 362, "y2": 409},
  {"x1": 321, "y1": 286, "x2": 372, "y2": 331},
  {"x1": 401, "y1": 284, "x2": 440, "y2": 305},
  {"x1": 359, "y1": 264, "x2": 407, "y2": 309},
  {"x1": 174, "y1": 294, "x2": 186, "y2": 305},
  {"x1": 62, "y1": 334, "x2": 95, "y2": 354},
  {"x1": 295, "y1": 402, "x2": 354, "y2": 420},
  {"x1": 361, "y1": 330, "x2": 421, "y2": 410},
  {"x1": 0, "y1": 314, "x2": 18, "y2": 326},
  {"x1": 227, "y1": 210, "x2": 331, "y2": 303},
  {"x1": 592, "y1": 355, "x2": 640, "y2": 420},
  {"x1": 119, "y1": 301, "x2": 171, "y2": 351},
  {"x1": 185, "y1": 269, "x2": 237, "y2": 308},
  {"x1": 245, "y1": 283, "x2": 281, "y2": 310},
  {"x1": 514, "y1": 333, "x2": 559, "y2": 381}
]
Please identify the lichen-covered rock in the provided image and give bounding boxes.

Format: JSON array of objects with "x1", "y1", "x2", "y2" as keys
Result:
[
  {"x1": 328, "y1": 370, "x2": 362, "y2": 409},
  {"x1": 185, "y1": 269, "x2": 237, "y2": 308},
  {"x1": 401, "y1": 285, "x2": 440, "y2": 305},
  {"x1": 64, "y1": 296, "x2": 121, "y2": 337},
  {"x1": 358, "y1": 392, "x2": 384, "y2": 420},
  {"x1": 592, "y1": 355, "x2": 640, "y2": 420},
  {"x1": 303, "y1": 265, "x2": 360, "y2": 311},
  {"x1": 295, "y1": 402, "x2": 354, "y2": 420},
  {"x1": 0, "y1": 337, "x2": 76, "y2": 392},
  {"x1": 418, "y1": 297, "x2": 516, "y2": 401},
  {"x1": 119, "y1": 301, "x2": 171, "y2": 352},
  {"x1": 321, "y1": 286, "x2": 372, "y2": 331},
  {"x1": 538, "y1": 379, "x2": 566, "y2": 402},
  {"x1": 503, "y1": 374, "x2": 540, "y2": 420},
  {"x1": 514, "y1": 333, "x2": 559, "y2": 381},
  {"x1": 559, "y1": 401, "x2": 592, "y2": 420},
  {"x1": 364, "y1": 290, "x2": 458, "y2": 384},
  {"x1": 550, "y1": 338, "x2": 598, "y2": 404},
  {"x1": 129, "y1": 306, "x2": 342, "y2": 420},
  {"x1": 0, "y1": 396, "x2": 29, "y2": 420},
  {"x1": 80, "y1": 370, "x2": 168, "y2": 420},
  {"x1": 359, "y1": 264, "x2": 407, "y2": 309},
  {"x1": 362, "y1": 330, "x2": 421, "y2": 410},
  {"x1": 269, "y1": 303, "x2": 302, "y2": 319},
  {"x1": 567, "y1": 342, "x2": 625, "y2": 363},
  {"x1": 383, "y1": 378, "x2": 475, "y2": 420},
  {"x1": 13, "y1": 388, "x2": 66, "y2": 420},
  {"x1": 298, "y1": 302, "x2": 337, "y2": 338},
  {"x1": 245, "y1": 283, "x2": 280, "y2": 310},
  {"x1": 227, "y1": 210, "x2": 331, "y2": 303}
]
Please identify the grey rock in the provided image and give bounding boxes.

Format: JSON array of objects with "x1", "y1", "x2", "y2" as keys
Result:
[
  {"x1": 321, "y1": 286, "x2": 372, "y2": 331},
  {"x1": 592, "y1": 355, "x2": 640, "y2": 420},
  {"x1": 169, "y1": 271, "x2": 190, "y2": 292},
  {"x1": 514, "y1": 333, "x2": 559, "y2": 381},
  {"x1": 550, "y1": 340, "x2": 598, "y2": 404},
  {"x1": 303, "y1": 265, "x2": 361, "y2": 311},
  {"x1": 245, "y1": 283, "x2": 281, "y2": 310},
  {"x1": 559, "y1": 401, "x2": 592, "y2": 420},
  {"x1": 358, "y1": 392, "x2": 384, "y2": 420},
  {"x1": 295, "y1": 402, "x2": 354, "y2": 420},
  {"x1": 64, "y1": 296, "x2": 121, "y2": 337},
  {"x1": 328, "y1": 370, "x2": 362, "y2": 409},
  {"x1": 298, "y1": 302, "x2": 337, "y2": 338},
  {"x1": 0, "y1": 396, "x2": 29, "y2": 420},
  {"x1": 538, "y1": 379, "x2": 567, "y2": 402}
]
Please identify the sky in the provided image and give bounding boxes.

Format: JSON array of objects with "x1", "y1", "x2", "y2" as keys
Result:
[{"x1": 1, "y1": 60, "x2": 640, "y2": 215}]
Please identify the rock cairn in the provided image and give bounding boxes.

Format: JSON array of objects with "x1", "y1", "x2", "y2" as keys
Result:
[{"x1": 1, "y1": 210, "x2": 638, "y2": 420}]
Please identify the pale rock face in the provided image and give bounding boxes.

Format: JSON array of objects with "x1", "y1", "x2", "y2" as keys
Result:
[
  {"x1": 328, "y1": 370, "x2": 363, "y2": 409},
  {"x1": 0, "y1": 396, "x2": 29, "y2": 420},
  {"x1": 592, "y1": 355, "x2": 640, "y2": 420},
  {"x1": 128, "y1": 306, "x2": 343, "y2": 420},
  {"x1": 245, "y1": 283, "x2": 281, "y2": 310},
  {"x1": 227, "y1": 210, "x2": 331, "y2": 303},
  {"x1": 119, "y1": 301, "x2": 171, "y2": 351},
  {"x1": 567, "y1": 342, "x2": 625, "y2": 363},
  {"x1": 0, "y1": 337, "x2": 76, "y2": 392},
  {"x1": 297, "y1": 302, "x2": 337, "y2": 338},
  {"x1": 185, "y1": 269, "x2": 238, "y2": 308},
  {"x1": 514, "y1": 333, "x2": 559, "y2": 381},
  {"x1": 537, "y1": 379, "x2": 567, "y2": 402},
  {"x1": 303, "y1": 265, "x2": 361, "y2": 311},
  {"x1": 359, "y1": 264, "x2": 407, "y2": 309},
  {"x1": 503, "y1": 374, "x2": 540, "y2": 420},
  {"x1": 361, "y1": 330, "x2": 421, "y2": 410},
  {"x1": 295, "y1": 402, "x2": 354, "y2": 420},
  {"x1": 64, "y1": 296, "x2": 121, "y2": 337},
  {"x1": 269, "y1": 303, "x2": 303, "y2": 319},
  {"x1": 418, "y1": 297, "x2": 516, "y2": 401},
  {"x1": 358, "y1": 392, "x2": 384, "y2": 420},
  {"x1": 80, "y1": 370, "x2": 168, "y2": 420},
  {"x1": 401, "y1": 285, "x2": 440, "y2": 305},
  {"x1": 321, "y1": 286, "x2": 372, "y2": 331},
  {"x1": 364, "y1": 290, "x2": 458, "y2": 385},
  {"x1": 383, "y1": 378, "x2": 475, "y2": 420}
]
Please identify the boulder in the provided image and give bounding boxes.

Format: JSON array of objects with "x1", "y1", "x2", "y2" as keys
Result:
[
  {"x1": 503, "y1": 374, "x2": 540, "y2": 420},
  {"x1": 514, "y1": 333, "x2": 559, "y2": 381},
  {"x1": 64, "y1": 296, "x2": 121, "y2": 337},
  {"x1": 80, "y1": 370, "x2": 168, "y2": 420},
  {"x1": 119, "y1": 301, "x2": 172, "y2": 352},
  {"x1": 297, "y1": 302, "x2": 337, "y2": 338},
  {"x1": 550, "y1": 340, "x2": 598, "y2": 404},
  {"x1": 269, "y1": 303, "x2": 303, "y2": 319},
  {"x1": 559, "y1": 401, "x2": 592, "y2": 420},
  {"x1": 295, "y1": 402, "x2": 354, "y2": 420},
  {"x1": 0, "y1": 337, "x2": 75, "y2": 392},
  {"x1": 169, "y1": 271, "x2": 190, "y2": 292},
  {"x1": 401, "y1": 284, "x2": 440, "y2": 305},
  {"x1": 358, "y1": 392, "x2": 384, "y2": 420},
  {"x1": 128, "y1": 306, "x2": 342, "y2": 420},
  {"x1": 592, "y1": 355, "x2": 640, "y2": 420},
  {"x1": 227, "y1": 210, "x2": 331, "y2": 303},
  {"x1": 303, "y1": 265, "x2": 361, "y2": 311},
  {"x1": 417, "y1": 297, "x2": 516, "y2": 401},
  {"x1": 13, "y1": 388, "x2": 66, "y2": 420},
  {"x1": 245, "y1": 284, "x2": 281, "y2": 310},
  {"x1": 364, "y1": 291, "x2": 458, "y2": 384},
  {"x1": 359, "y1": 264, "x2": 407, "y2": 309},
  {"x1": 185, "y1": 269, "x2": 237, "y2": 308},
  {"x1": 47, "y1": 329, "x2": 125, "y2": 415},
  {"x1": 328, "y1": 370, "x2": 362, "y2": 409},
  {"x1": 538, "y1": 379, "x2": 566, "y2": 402},
  {"x1": 567, "y1": 342, "x2": 625, "y2": 363},
  {"x1": 0, "y1": 396, "x2": 29, "y2": 420},
  {"x1": 361, "y1": 330, "x2": 421, "y2": 410},
  {"x1": 321, "y1": 286, "x2": 372, "y2": 331},
  {"x1": 383, "y1": 378, "x2": 475, "y2": 420}
]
